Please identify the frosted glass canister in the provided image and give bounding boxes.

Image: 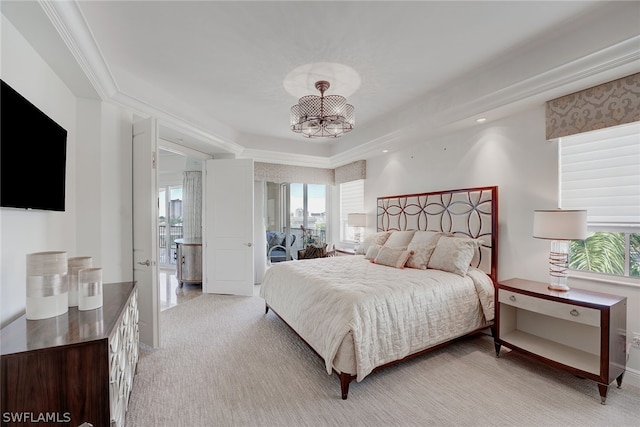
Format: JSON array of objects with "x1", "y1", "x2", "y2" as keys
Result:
[
  {"x1": 26, "y1": 251, "x2": 68, "y2": 320},
  {"x1": 67, "y1": 256, "x2": 92, "y2": 307},
  {"x1": 78, "y1": 268, "x2": 103, "y2": 311}
]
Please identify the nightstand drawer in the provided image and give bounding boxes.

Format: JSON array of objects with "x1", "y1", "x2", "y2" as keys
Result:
[{"x1": 499, "y1": 289, "x2": 600, "y2": 327}]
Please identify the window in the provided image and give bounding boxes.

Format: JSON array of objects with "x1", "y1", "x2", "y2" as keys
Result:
[
  {"x1": 158, "y1": 185, "x2": 183, "y2": 266},
  {"x1": 290, "y1": 183, "x2": 327, "y2": 246},
  {"x1": 560, "y1": 122, "x2": 640, "y2": 278},
  {"x1": 340, "y1": 179, "x2": 364, "y2": 242}
]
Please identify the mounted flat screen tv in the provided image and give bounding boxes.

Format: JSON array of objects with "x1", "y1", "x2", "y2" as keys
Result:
[{"x1": 1, "y1": 79, "x2": 67, "y2": 211}]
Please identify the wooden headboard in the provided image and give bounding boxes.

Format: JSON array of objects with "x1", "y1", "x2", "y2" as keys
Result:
[{"x1": 377, "y1": 186, "x2": 498, "y2": 282}]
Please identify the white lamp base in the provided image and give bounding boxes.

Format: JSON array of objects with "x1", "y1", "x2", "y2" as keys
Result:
[{"x1": 547, "y1": 240, "x2": 571, "y2": 292}]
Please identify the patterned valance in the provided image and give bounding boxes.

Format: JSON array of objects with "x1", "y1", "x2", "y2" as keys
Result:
[
  {"x1": 545, "y1": 73, "x2": 640, "y2": 140},
  {"x1": 254, "y1": 160, "x2": 366, "y2": 185},
  {"x1": 335, "y1": 160, "x2": 366, "y2": 184},
  {"x1": 254, "y1": 162, "x2": 334, "y2": 185}
]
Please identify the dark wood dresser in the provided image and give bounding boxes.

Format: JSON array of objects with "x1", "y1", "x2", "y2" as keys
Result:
[{"x1": 1, "y1": 281, "x2": 138, "y2": 426}]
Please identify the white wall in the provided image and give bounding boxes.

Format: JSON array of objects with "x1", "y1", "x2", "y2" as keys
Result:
[
  {"x1": 1, "y1": 15, "x2": 134, "y2": 326},
  {"x1": 98, "y1": 102, "x2": 134, "y2": 281},
  {"x1": 1, "y1": 15, "x2": 78, "y2": 325},
  {"x1": 364, "y1": 105, "x2": 640, "y2": 387}
]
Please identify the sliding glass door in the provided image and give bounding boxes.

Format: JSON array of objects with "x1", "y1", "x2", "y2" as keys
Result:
[
  {"x1": 265, "y1": 182, "x2": 327, "y2": 262},
  {"x1": 290, "y1": 183, "x2": 326, "y2": 247}
]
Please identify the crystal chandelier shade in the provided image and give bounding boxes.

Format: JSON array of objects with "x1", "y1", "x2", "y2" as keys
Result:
[{"x1": 290, "y1": 81, "x2": 355, "y2": 138}]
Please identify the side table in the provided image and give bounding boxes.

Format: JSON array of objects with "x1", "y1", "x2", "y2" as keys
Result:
[{"x1": 495, "y1": 278, "x2": 626, "y2": 404}]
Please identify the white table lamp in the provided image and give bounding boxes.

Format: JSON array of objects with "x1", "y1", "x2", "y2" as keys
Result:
[
  {"x1": 533, "y1": 209, "x2": 587, "y2": 291},
  {"x1": 348, "y1": 213, "x2": 366, "y2": 244}
]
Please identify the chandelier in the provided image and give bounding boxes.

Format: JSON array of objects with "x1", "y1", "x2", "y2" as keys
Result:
[{"x1": 290, "y1": 80, "x2": 355, "y2": 138}]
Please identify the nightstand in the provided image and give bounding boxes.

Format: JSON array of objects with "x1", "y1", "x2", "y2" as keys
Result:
[{"x1": 495, "y1": 278, "x2": 626, "y2": 404}]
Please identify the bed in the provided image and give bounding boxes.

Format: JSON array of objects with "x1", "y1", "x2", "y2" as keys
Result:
[{"x1": 260, "y1": 186, "x2": 498, "y2": 399}]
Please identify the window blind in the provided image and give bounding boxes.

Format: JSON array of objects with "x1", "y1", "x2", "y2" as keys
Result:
[
  {"x1": 560, "y1": 122, "x2": 640, "y2": 228},
  {"x1": 340, "y1": 179, "x2": 364, "y2": 240}
]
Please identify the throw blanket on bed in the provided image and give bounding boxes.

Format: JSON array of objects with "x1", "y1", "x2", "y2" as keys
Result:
[{"x1": 260, "y1": 255, "x2": 494, "y2": 381}]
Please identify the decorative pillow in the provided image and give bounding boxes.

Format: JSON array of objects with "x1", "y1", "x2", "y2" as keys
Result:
[
  {"x1": 383, "y1": 230, "x2": 416, "y2": 249},
  {"x1": 364, "y1": 244, "x2": 382, "y2": 260},
  {"x1": 373, "y1": 246, "x2": 414, "y2": 269},
  {"x1": 409, "y1": 230, "x2": 450, "y2": 245},
  {"x1": 356, "y1": 231, "x2": 391, "y2": 255},
  {"x1": 405, "y1": 231, "x2": 446, "y2": 269},
  {"x1": 427, "y1": 236, "x2": 480, "y2": 276},
  {"x1": 405, "y1": 241, "x2": 438, "y2": 270},
  {"x1": 302, "y1": 244, "x2": 327, "y2": 259}
]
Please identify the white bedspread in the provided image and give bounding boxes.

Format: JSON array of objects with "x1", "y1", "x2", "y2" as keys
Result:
[{"x1": 260, "y1": 255, "x2": 495, "y2": 381}]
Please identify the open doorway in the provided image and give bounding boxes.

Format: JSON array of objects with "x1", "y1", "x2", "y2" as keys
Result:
[{"x1": 158, "y1": 148, "x2": 204, "y2": 311}]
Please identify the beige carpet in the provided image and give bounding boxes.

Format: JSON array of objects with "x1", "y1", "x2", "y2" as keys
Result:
[{"x1": 125, "y1": 291, "x2": 640, "y2": 427}]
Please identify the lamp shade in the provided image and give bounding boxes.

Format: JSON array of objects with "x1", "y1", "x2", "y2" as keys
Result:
[
  {"x1": 347, "y1": 213, "x2": 366, "y2": 227},
  {"x1": 533, "y1": 209, "x2": 588, "y2": 240}
]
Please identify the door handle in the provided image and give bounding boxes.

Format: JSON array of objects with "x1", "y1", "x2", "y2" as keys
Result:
[
  {"x1": 137, "y1": 260, "x2": 151, "y2": 266},
  {"x1": 244, "y1": 243, "x2": 253, "y2": 247}
]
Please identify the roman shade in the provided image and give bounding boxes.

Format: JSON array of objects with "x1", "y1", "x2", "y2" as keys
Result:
[
  {"x1": 335, "y1": 160, "x2": 366, "y2": 184},
  {"x1": 545, "y1": 73, "x2": 640, "y2": 140},
  {"x1": 254, "y1": 162, "x2": 334, "y2": 185},
  {"x1": 254, "y1": 160, "x2": 366, "y2": 185}
]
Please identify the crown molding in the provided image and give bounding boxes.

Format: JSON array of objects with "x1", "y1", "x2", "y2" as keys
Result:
[
  {"x1": 451, "y1": 35, "x2": 640, "y2": 120},
  {"x1": 42, "y1": 0, "x2": 244, "y2": 156},
  {"x1": 329, "y1": 35, "x2": 640, "y2": 167},
  {"x1": 41, "y1": 0, "x2": 640, "y2": 167},
  {"x1": 109, "y1": 90, "x2": 245, "y2": 156},
  {"x1": 239, "y1": 148, "x2": 333, "y2": 169},
  {"x1": 39, "y1": 0, "x2": 118, "y2": 100}
]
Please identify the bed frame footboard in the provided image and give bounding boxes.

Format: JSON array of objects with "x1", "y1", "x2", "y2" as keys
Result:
[{"x1": 267, "y1": 300, "x2": 492, "y2": 399}]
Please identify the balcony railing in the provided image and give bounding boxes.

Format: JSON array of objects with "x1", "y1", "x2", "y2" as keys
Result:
[{"x1": 159, "y1": 224, "x2": 183, "y2": 265}]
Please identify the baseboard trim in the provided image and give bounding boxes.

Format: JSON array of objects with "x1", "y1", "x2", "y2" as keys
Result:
[{"x1": 623, "y1": 366, "x2": 640, "y2": 389}]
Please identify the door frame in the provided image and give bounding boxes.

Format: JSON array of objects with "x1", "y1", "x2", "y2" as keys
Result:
[{"x1": 157, "y1": 141, "x2": 211, "y2": 291}]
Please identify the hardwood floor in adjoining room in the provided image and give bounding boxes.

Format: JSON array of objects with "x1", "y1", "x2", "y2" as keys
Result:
[{"x1": 159, "y1": 268, "x2": 202, "y2": 311}]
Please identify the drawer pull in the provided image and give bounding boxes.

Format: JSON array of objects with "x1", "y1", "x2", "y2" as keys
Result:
[
  {"x1": 570, "y1": 309, "x2": 579, "y2": 317},
  {"x1": 509, "y1": 295, "x2": 516, "y2": 302}
]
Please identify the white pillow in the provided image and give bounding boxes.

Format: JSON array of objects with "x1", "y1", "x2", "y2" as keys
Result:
[
  {"x1": 427, "y1": 236, "x2": 480, "y2": 276},
  {"x1": 364, "y1": 244, "x2": 382, "y2": 260},
  {"x1": 406, "y1": 241, "x2": 438, "y2": 270},
  {"x1": 409, "y1": 230, "x2": 449, "y2": 245},
  {"x1": 373, "y1": 246, "x2": 413, "y2": 269},
  {"x1": 356, "y1": 231, "x2": 391, "y2": 255},
  {"x1": 383, "y1": 230, "x2": 416, "y2": 249}
]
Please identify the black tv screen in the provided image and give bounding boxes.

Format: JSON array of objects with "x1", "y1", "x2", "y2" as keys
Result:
[{"x1": 1, "y1": 79, "x2": 67, "y2": 211}]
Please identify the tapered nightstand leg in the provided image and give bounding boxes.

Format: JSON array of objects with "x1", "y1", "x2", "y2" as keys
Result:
[
  {"x1": 494, "y1": 342, "x2": 501, "y2": 357},
  {"x1": 597, "y1": 383, "x2": 608, "y2": 404},
  {"x1": 616, "y1": 372, "x2": 624, "y2": 388}
]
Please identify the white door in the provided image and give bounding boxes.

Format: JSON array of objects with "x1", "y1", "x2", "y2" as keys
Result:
[
  {"x1": 205, "y1": 158, "x2": 254, "y2": 296},
  {"x1": 132, "y1": 117, "x2": 160, "y2": 348}
]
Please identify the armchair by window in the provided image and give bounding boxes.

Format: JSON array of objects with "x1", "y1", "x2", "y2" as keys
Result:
[{"x1": 266, "y1": 231, "x2": 296, "y2": 263}]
